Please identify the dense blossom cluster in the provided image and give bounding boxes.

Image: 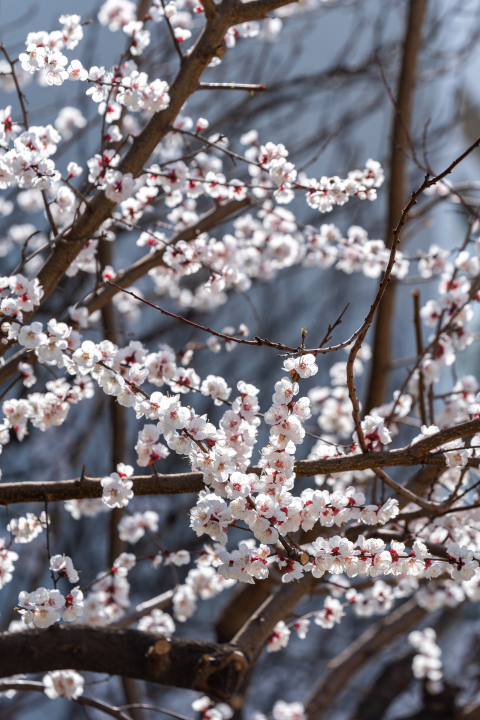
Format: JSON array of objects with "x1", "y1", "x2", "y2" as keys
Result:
[
  {"x1": 5, "y1": 263, "x2": 480, "y2": 638},
  {"x1": 2, "y1": 0, "x2": 480, "y2": 716},
  {"x1": 43, "y1": 670, "x2": 84, "y2": 700},
  {"x1": 17, "y1": 585, "x2": 83, "y2": 628},
  {"x1": 6, "y1": 512, "x2": 48, "y2": 543}
]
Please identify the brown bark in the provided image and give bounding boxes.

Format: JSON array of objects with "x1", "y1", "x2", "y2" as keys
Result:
[
  {"x1": 98, "y1": 239, "x2": 128, "y2": 568},
  {"x1": 1, "y1": 414, "x2": 480, "y2": 505},
  {"x1": 365, "y1": 0, "x2": 428, "y2": 411},
  {"x1": 231, "y1": 574, "x2": 317, "y2": 663},
  {"x1": 216, "y1": 579, "x2": 277, "y2": 718},
  {"x1": 304, "y1": 598, "x2": 427, "y2": 720},
  {"x1": 0, "y1": 472, "x2": 205, "y2": 504},
  {"x1": 458, "y1": 703, "x2": 480, "y2": 719},
  {"x1": 350, "y1": 650, "x2": 415, "y2": 720},
  {"x1": 216, "y1": 579, "x2": 275, "y2": 644},
  {"x1": 99, "y1": 235, "x2": 143, "y2": 715},
  {"x1": 122, "y1": 677, "x2": 149, "y2": 720},
  {"x1": 0, "y1": 625, "x2": 248, "y2": 701}
]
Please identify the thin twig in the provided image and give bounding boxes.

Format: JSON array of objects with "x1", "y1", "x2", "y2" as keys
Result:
[
  {"x1": 120, "y1": 706, "x2": 194, "y2": 720},
  {"x1": 159, "y1": 0, "x2": 184, "y2": 62},
  {"x1": 0, "y1": 681, "x2": 134, "y2": 720},
  {"x1": 412, "y1": 288, "x2": 427, "y2": 426},
  {"x1": 0, "y1": 44, "x2": 28, "y2": 129},
  {"x1": 42, "y1": 190, "x2": 59, "y2": 237},
  {"x1": 105, "y1": 282, "x2": 303, "y2": 352},
  {"x1": 197, "y1": 82, "x2": 267, "y2": 91},
  {"x1": 43, "y1": 495, "x2": 56, "y2": 588}
]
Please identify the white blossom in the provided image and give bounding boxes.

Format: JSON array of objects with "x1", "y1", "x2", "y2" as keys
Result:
[{"x1": 43, "y1": 670, "x2": 84, "y2": 700}]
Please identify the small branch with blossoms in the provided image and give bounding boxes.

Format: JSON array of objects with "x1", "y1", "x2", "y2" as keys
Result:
[
  {"x1": 4, "y1": 415, "x2": 480, "y2": 505},
  {"x1": 0, "y1": 679, "x2": 136, "y2": 720}
]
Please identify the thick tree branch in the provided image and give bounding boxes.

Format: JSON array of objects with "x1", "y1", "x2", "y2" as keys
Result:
[
  {"x1": 0, "y1": 472, "x2": 205, "y2": 504},
  {"x1": 216, "y1": 579, "x2": 275, "y2": 643},
  {"x1": 202, "y1": 0, "x2": 218, "y2": 22},
  {"x1": 0, "y1": 625, "x2": 248, "y2": 701},
  {"x1": 365, "y1": 0, "x2": 428, "y2": 410},
  {"x1": 2, "y1": 416, "x2": 480, "y2": 504},
  {"x1": 231, "y1": 573, "x2": 316, "y2": 662},
  {"x1": 350, "y1": 651, "x2": 415, "y2": 720},
  {"x1": 98, "y1": 239, "x2": 127, "y2": 568},
  {"x1": 304, "y1": 598, "x2": 427, "y2": 720},
  {"x1": 98, "y1": 236, "x2": 144, "y2": 717}
]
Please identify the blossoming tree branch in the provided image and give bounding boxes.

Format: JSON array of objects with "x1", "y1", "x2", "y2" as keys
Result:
[{"x1": 1, "y1": 0, "x2": 480, "y2": 718}]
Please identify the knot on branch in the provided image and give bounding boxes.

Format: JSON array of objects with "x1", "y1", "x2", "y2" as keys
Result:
[
  {"x1": 146, "y1": 638, "x2": 247, "y2": 701},
  {"x1": 273, "y1": 540, "x2": 310, "y2": 566},
  {"x1": 194, "y1": 648, "x2": 247, "y2": 700},
  {"x1": 147, "y1": 637, "x2": 172, "y2": 673}
]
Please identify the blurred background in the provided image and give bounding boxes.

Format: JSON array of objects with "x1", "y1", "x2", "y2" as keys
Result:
[{"x1": 2, "y1": 0, "x2": 480, "y2": 718}]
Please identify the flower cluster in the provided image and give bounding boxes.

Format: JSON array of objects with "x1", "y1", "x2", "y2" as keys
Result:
[
  {"x1": 171, "y1": 558, "x2": 235, "y2": 622},
  {"x1": 43, "y1": 670, "x2": 84, "y2": 700},
  {"x1": 218, "y1": 541, "x2": 270, "y2": 583},
  {"x1": 82, "y1": 568, "x2": 131, "y2": 625},
  {"x1": 2, "y1": 376, "x2": 94, "y2": 440},
  {"x1": 0, "y1": 538, "x2": 18, "y2": 589},
  {"x1": 7, "y1": 512, "x2": 48, "y2": 543},
  {"x1": 409, "y1": 628, "x2": 444, "y2": 694},
  {"x1": 137, "y1": 608, "x2": 175, "y2": 635},
  {"x1": 300, "y1": 486, "x2": 399, "y2": 529},
  {"x1": 1, "y1": 273, "x2": 43, "y2": 323},
  {"x1": 4, "y1": 0, "x2": 480, "y2": 679},
  {"x1": 17, "y1": 586, "x2": 83, "y2": 628},
  {"x1": 101, "y1": 465, "x2": 135, "y2": 508},
  {"x1": 145, "y1": 199, "x2": 408, "y2": 314},
  {"x1": 309, "y1": 537, "x2": 477, "y2": 581},
  {"x1": 49, "y1": 555, "x2": 79, "y2": 583},
  {"x1": 259, "y1": 143, "x2": 384, "y2": 209},
  {"x1": 117, "y1": 510, "x2": 159, "y2": 542}
]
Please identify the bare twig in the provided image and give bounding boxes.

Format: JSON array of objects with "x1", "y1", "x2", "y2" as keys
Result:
[
  {"x1": 0, "y1": 44, "x2": 28, "y2": 128},
  {"x1": 197, "y1": 82, "x2": 267, "y2": 91},
  {"x1": 412, "y1": 288, "x2": 427, "y2": 426},
  {"x1": 0, "y1": 680, "x2": 135, "y2": 720},
  {"x1": 365, "y1": 0, "x2": 429, "y2": 411}
]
